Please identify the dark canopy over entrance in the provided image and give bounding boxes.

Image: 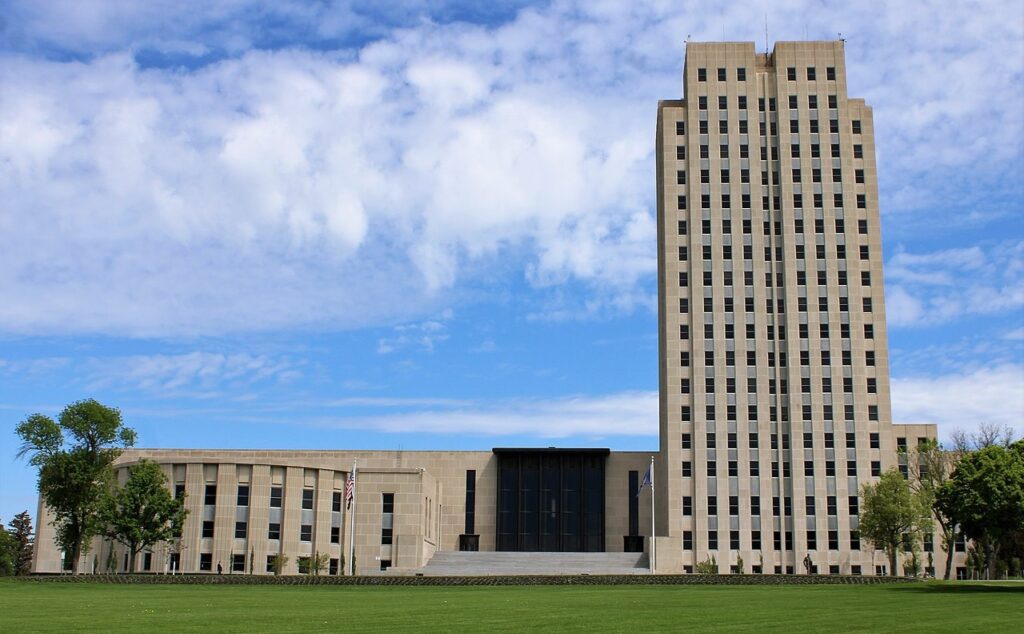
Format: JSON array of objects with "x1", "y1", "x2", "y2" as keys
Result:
[{"x1": 494, "y1": 448, "x2": 608, "y2": 552}]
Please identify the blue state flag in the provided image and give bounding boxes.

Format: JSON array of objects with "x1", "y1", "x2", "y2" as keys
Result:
[{"x1": 636, "y1": 463, "x2": 652, "y2": 497}]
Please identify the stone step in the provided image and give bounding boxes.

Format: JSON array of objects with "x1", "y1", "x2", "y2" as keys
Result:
[{"x1": 420, "y1": 551, "x2": 651, "y2": 576}]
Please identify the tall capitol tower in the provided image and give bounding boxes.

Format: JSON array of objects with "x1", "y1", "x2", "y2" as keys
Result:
[{"x1": 656, "y1": 41, "x2": 936, "y2": 574}]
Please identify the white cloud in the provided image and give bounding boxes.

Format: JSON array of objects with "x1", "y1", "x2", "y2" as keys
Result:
[
  {"x1": 312, "y1": 390, "x2": 658, "y2": 438},
  {"x1": 886, "y1": 241, "x2": 1024, "y2": 327},
  {"x1": 0, "y1": 1, "x2": 1020, "y2": 337},
  {"x1": 377, "y1": 310, "x2": 453, "y2": 354},
  {"x1": 83, "y1": 351, "x2": 302, "y2": 394},
  {"x1": 891, "y1": 364, "x2": 1024, "y2": 441}
]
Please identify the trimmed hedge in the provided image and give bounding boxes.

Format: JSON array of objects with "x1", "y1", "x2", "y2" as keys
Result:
[{"x1": 25, "y1": 573, "x2": 919, "y2": 586}]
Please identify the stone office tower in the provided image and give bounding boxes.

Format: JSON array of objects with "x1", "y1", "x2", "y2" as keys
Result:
[{"x1": 656, "y1": 41, "x2": 933, "y2": 574}]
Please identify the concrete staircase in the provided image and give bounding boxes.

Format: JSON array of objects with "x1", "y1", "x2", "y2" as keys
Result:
[{"x1": 419, "y1": 551, "x2": 651, "y2": 576}]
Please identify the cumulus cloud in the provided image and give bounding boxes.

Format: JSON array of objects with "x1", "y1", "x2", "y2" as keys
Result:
[
  {"x1": 885, "y1": 241, "x2": 1024, "y2": 327},
  {"x1": 891, "y1": 364, "x2": 1024, "y2": 441},
  {"x1": 0, "y1": 1, "x2": 1020, "y2": 338}
]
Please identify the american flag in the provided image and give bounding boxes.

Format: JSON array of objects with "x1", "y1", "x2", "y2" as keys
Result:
[{"x1": 345, "y1": 470, "x2": 355, "y2": 509}]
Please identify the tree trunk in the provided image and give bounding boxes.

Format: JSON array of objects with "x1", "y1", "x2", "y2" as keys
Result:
[
  {"x1": 888, "y1": 546, "x2": 898, "y2": 577},
  {"x1": 129, "y1": 543, "x2": 137, "y2": 573},
  {"x1": 71, "y1": 540, "x2": 83, "y2": 575},
  {"x1": 943, "y1": 541, "x2": 955, "y2": 580}
]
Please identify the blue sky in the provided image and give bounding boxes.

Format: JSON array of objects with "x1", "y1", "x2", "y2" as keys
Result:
[{"x1": 1, "y1": 0, "x2": 1022, "y2": 523}]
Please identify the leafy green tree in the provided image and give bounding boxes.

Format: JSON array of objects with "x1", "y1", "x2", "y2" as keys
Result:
[
  {"x1": 310, "y1": 550, "x2": 330, "y2": 576},
  {"x1": 99, "y1": 459, "x2": 187, "y2": 573},
  {"x1": 8, "y1": 511, "x2": 34, "y2": 575},
  {"x1": 936, "y1": 441, "x2": 1024, "y2": 579},
  {"x1": 270, "y1": 553, "x2": 289, "y2": 575},
  {"x1": 0, "y1": 519, "x2": 15, "y2": 576},
  {"x1": 860, "y1": 469, "x2": 932, "y2": 576},
  {"x1": 16, "y1": 400, "x2": 136, "y2": 573},
  {"x1": 903, "y1": 439, "x2": 960, "y2": 579}
]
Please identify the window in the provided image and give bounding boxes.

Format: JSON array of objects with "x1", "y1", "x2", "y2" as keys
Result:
[
  {"x1": 681, "y1": 433, "x2": 692, "y2": 449},
  {"x1": 300, "y1": 524, "x2": 312, "y2": 542},
  {"x1": 199, "y1": 553, "x2": 212, "y2": 572},
  {"x1": 718, "y1": 95, "x2": 728, "y2": 110},
  {"x1": 828, "y1": 95, "x2": 838, "y2": 108},
  {"x1": 383, "y1": 492, "x2": 395, "y2": 514},
  {"x1": 847, "y1": 461, "x2": 858, "y2": 476},
  {"x1": 708, "y1": 531, "x2": 718, "y2": 550},
  {"x1": 737, "y1": 68, "x2": 747, "y2": 81},
  {"x1": 382, "y1": 528, "x2": 393, "y2": 545},
  {"x1": 236, "y1": 485, "x2": 249, "y2": 507},
  {"x1": 851, "y1": 531, "x2": 861, "y2": 551},
  {"x1": 683, "y1": 496, "x2": 693, "y2": 516},
  {"x1": 707, "y1": 495, "x2": 718, "y2": 516},
  {"x1": 871, "y1": 461, "x2": 881, "y2": 477},
  {"x1": 787, "y1": 67, "x2": 796, "y2": 80},
  {"x1": 697, "y1": 68, "x2": 707, "y2": 81},
  {"x1": 698, "y1": 96, "x2": 707, "y2": 110},
  {"x1": 699, "y1": 119, "x2": 709, "y2": 134},
  {"x1": 865, "y1": 324, "x2": 874, "y2": 339},
  {"x1": 807, "y1": 530, "x2": 817, "y2": 550},
  {"x1": 849, "y1": 496, "x2": 859, "y2": 515},
  {"x1": 297, "y1": 557, "x2": 310, "y2": 574},
  {"x1": 235, "y1": 521, "x2": 247, "y2": 539},
  {"x1": 682, "y1": 461, "x2": 692, "y2": 477},
  {"x1": 683, "y1": 531, "x2": 694, "y2": 550},
  {"x1": 827, "y1": 67, "x2": 836, "y2": 80},
  {"x1": 706, "y1": 461, "x2": 717, "y2": 477},
  {"x1": 333, "y1": 491, "x2": 342, "y2": 513},
  {"x1": 204, "y1": 485, "x2": 217, "y2": 506},
  {"x1": 202, "y1": 520, "x2": 214, "y2": 539},
  {"x1": 857, "y1": 194, "x2": 867, "y2": 209},
  {"x1": 828, "y1": 530, "x2": 839, "y2": 550},
  {"x1": 174, "y1": 484, "x2": 185, "y2": 500},
  {"x1": 752, "y1": 530, "x2": 761, "y2": 550},
  {"x1": 268, "y1": 523, "x2": 281, "y2": 540},
  {"x1": 806, "y1": 496, "x2": 816, "y2": 515},
  {"x1": 730, "y1": 530, "x2": 740, "y2": 550},
  {"x1": 302, "y1": 488, "x2": 314, "y2": 510},
  {"x1": 870, "y1": 433, "x2": 880, "y2": 449},
  {"x1": 807, "y1": 67, "x2": 816, "y2": 80},
  {"x1": 852, "y1": 120, "x2": 861, "y2": 134},
  {"x1": 854, "y1": 144, "x2": 863, "y2": 158},
  {"x1": 676, "y1": 122, "x2": 686, "y2": 136},
  {"x1": 751, "y1": 496, "x2": 761, "y2": 515}
]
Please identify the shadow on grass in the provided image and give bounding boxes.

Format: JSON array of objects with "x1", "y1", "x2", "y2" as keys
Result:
[{"x1": 887, "y1": 582, "x2": 1024, "y2": 594}]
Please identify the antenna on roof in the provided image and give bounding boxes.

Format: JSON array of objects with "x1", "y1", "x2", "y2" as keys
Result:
[
  {"x1": 838, "y1": 32, "x2": 846, "y2": 42},
  {"x1": 764, "y1": 13, "x2": 769, "y2": 53}
]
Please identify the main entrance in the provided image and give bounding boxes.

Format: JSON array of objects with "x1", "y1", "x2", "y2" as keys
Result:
[{"x1": 494, "y1": 448, "x2": 607, "y2": 552}]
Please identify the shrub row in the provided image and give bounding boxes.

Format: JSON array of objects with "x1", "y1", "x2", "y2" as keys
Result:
[{"x1": 26, "y1": 573, "x2": 919, "y2": 586}]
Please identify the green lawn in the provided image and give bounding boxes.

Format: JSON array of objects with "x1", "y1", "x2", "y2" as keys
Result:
[{"x1": 0, "y1": 580, "x2": 1021, "y2": 633}]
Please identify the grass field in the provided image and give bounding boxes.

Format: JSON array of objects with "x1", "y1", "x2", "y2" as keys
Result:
[{"x1": 1, "y1": 580, "x2": 1021, "y2": 633}]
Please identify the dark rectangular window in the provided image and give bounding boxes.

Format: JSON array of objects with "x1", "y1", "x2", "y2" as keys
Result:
[
  {"x1": 302, "y1": 488, "x2": 314, "y2": 510},
  {"x1": 270, "y1": 486, "x2": 283, "y2": 508},
  {"x1": 683, "y1": 531, "x2": 693, "y2": 550},
  {"x1": 174, "y1": 484, "x2": 185, "y2": 500},
  {"x1": 204, "y1": 485, "x2": 217, "y2": 506},
  {"x1": 268, "y1": 523, "x2": 281, "y2": 540},
  {"x1": 465, "y1": 470, "x2": 476, "y2": 535},
  {"x1": 333, "y1": 491, "x2": 342, "y2": 512},
  {"x1": 199, "y1": 553, "x2": 212, "y2": 572},
  {"x1": 383, "y1": 492, "x2": 395, "y2": 514},
  {"x1": 300, "y1": 524, "x2": 312, "y2": 542},
  {"x1": 235, "y1": 521, "x2": 247, "y2": 539},
  {"x1": 236, "y1": 485, "x2": 249, "y2": 507},
  {"x1": 331, "y1": 526, "x2": 340, "y2": 544},
  {"x1": 202, "y1": 520, "x2": 214, "y2": 539},
  {"x1": 683, "y1": 496, "x2": 693, "y2": 516}
]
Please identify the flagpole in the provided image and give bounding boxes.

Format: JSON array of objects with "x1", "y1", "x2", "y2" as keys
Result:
[
  {"x1": 650, "y1": 456, "x2": 656, "y2": 574},
  {"x1": 347, "y1": 459, "x2": 357, "y2": 576}
]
